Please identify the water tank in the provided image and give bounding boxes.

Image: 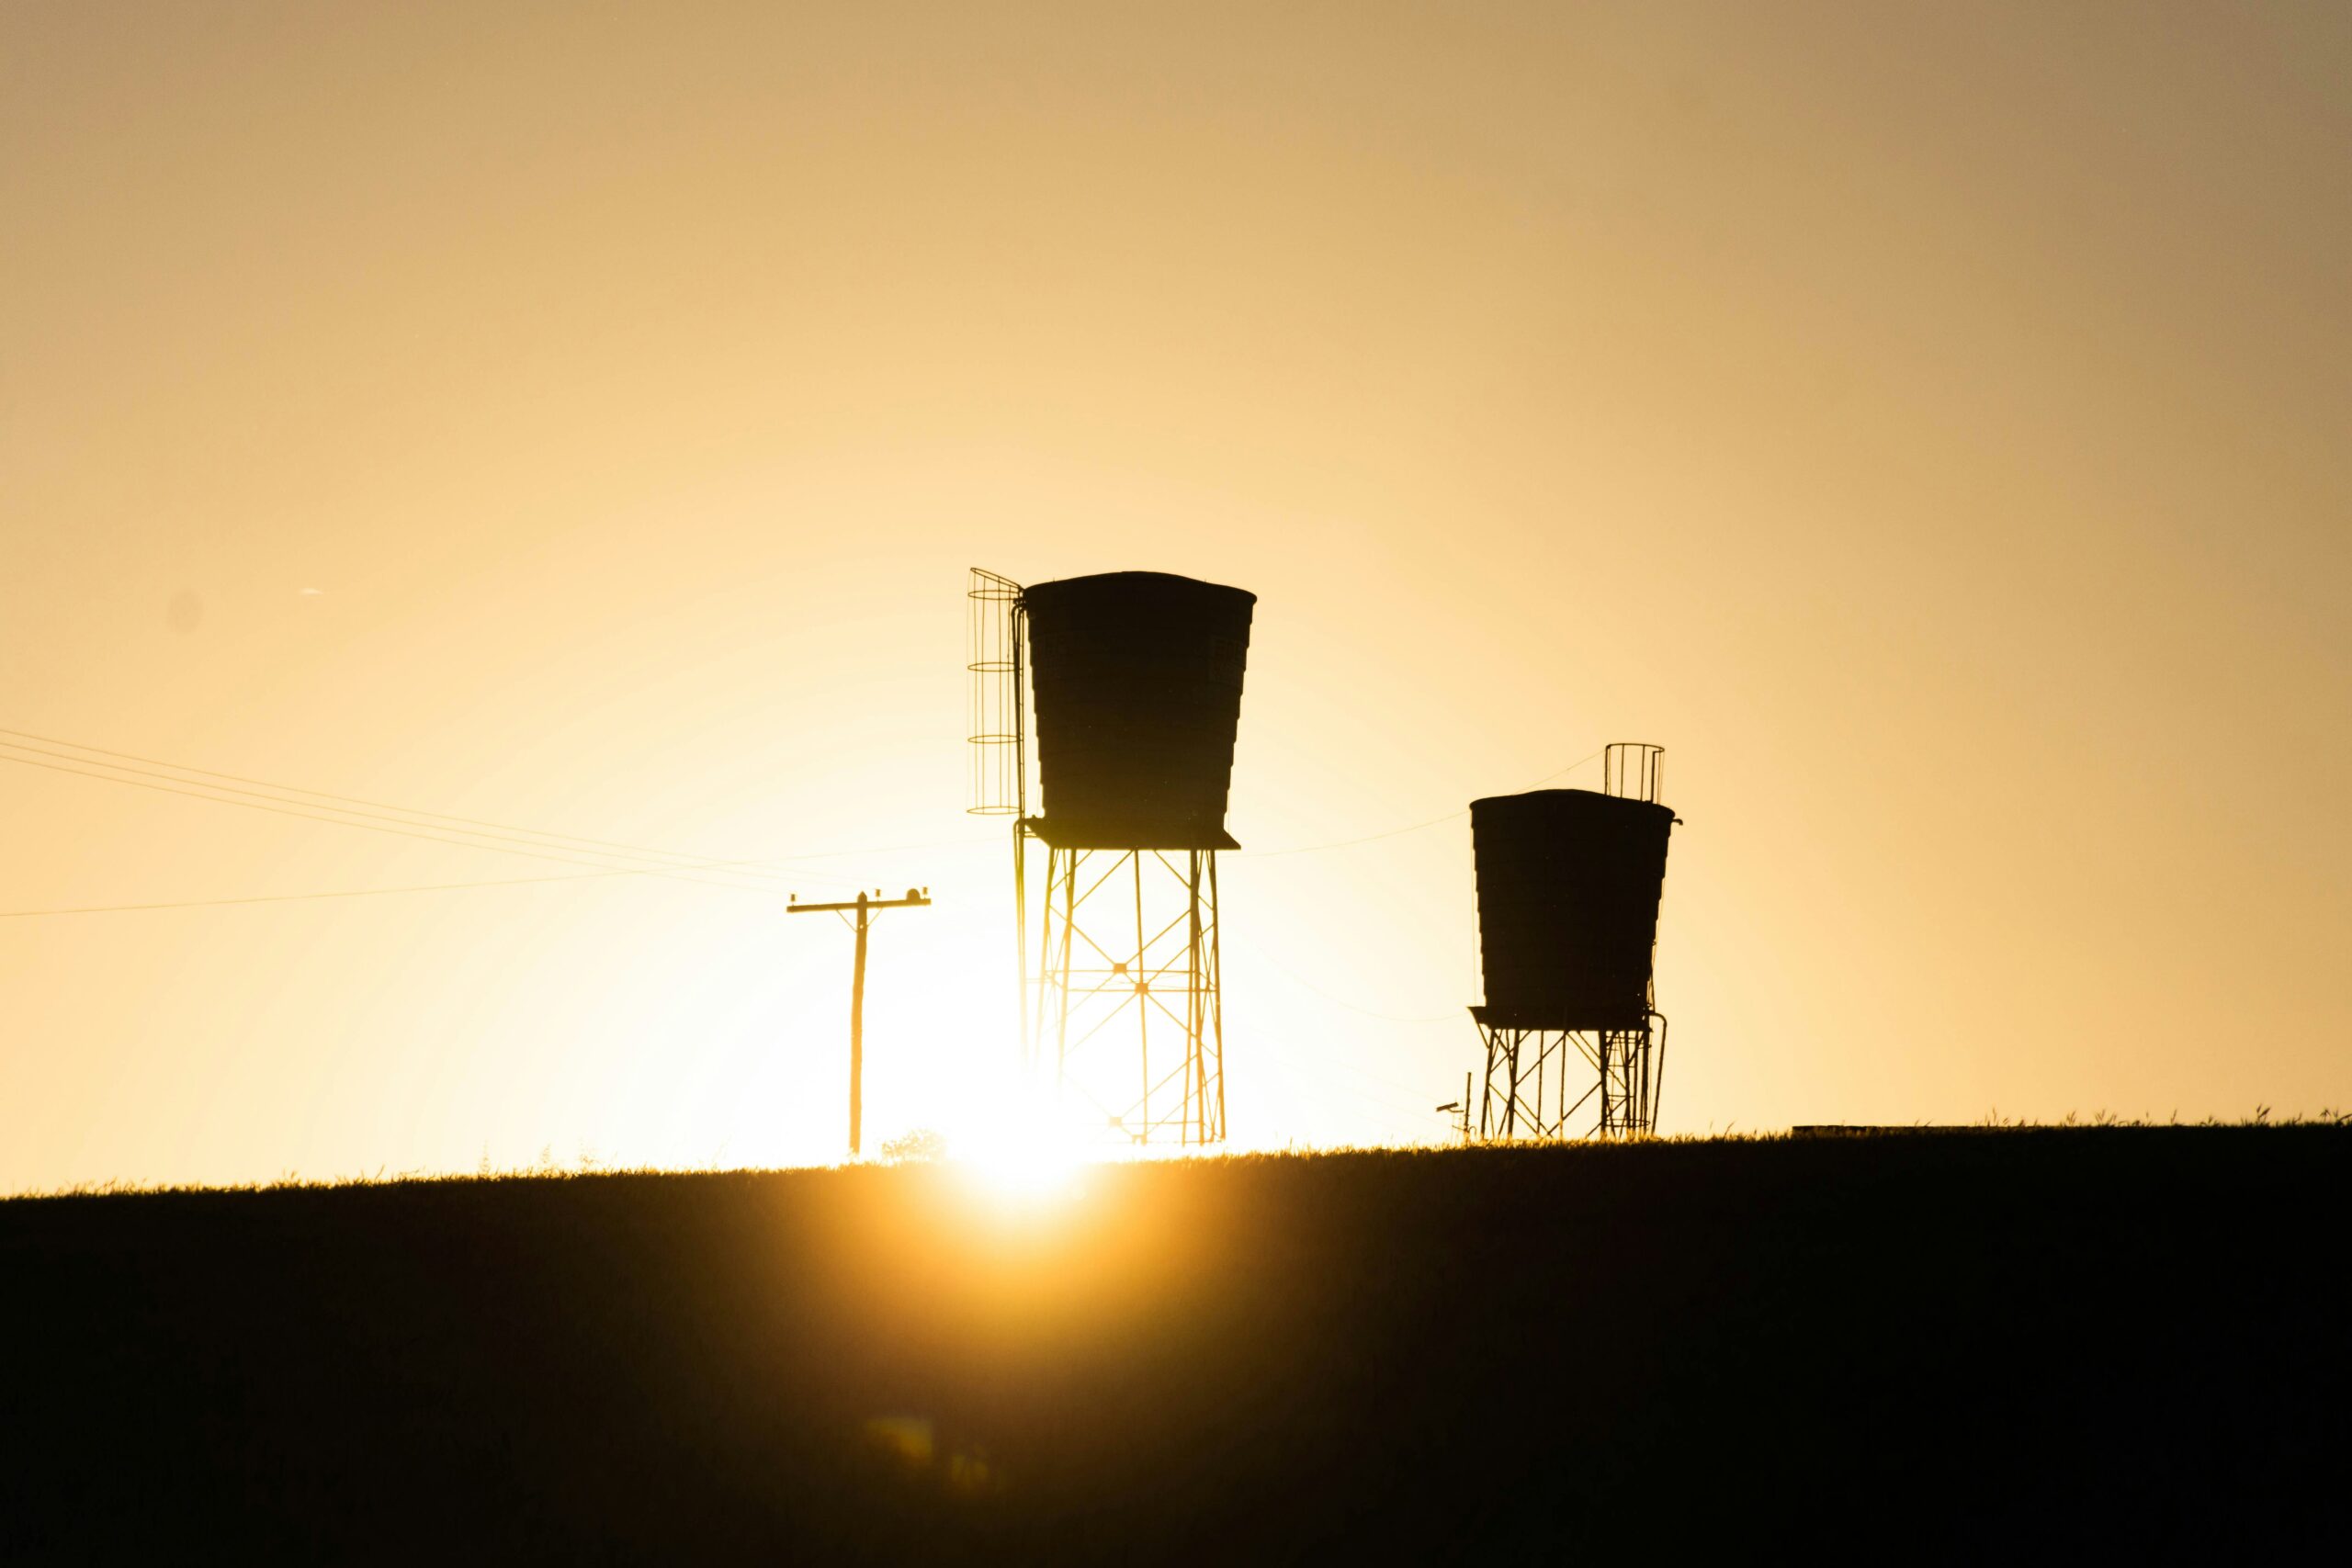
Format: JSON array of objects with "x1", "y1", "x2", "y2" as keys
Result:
[
  {"x1": 1023, "y1": 570, "x2": 1255, "y2": 850},
  {"x1": 1470, "y1": 788, "x2": 1675, "y2": 1031}
]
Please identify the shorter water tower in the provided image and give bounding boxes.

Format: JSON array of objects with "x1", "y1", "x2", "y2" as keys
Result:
[
  {"x1": 1469, "y1": 743, "x2": 1679, "y2": 1138},
  {"x1": 968, "y1": 568, "x2": 1255, "y2": 1145}
]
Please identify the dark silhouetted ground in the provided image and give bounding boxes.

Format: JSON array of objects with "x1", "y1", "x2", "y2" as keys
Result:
[{"x1": 3, "y1": 1129, "x2": 2342, "y2": 1562}]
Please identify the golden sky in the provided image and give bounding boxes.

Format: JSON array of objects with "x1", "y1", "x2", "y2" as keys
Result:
[{"x1": 5, "y1": 2, "x2": 2347, "y2": 1189}]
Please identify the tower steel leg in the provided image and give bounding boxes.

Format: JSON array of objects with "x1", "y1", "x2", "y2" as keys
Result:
[
  {"x1": 1134, "y1": 852, "x2": 1148, "y2": 1142},
  {"x1": 1053, "y1": 848, "x2": 1076, "y2": 1092},
  {"x1": 1186, "y1": 852, "x2": 1204, "y2": 1145},
  {"x1": 1477, "y1": 1028, "x2": 1495, "y2": 1140},
  {"x1": 1013, "y1": 822, "x2": 1029, "y2": 1077},
  {"x1": 1208, "y1": 851, "x2": 1225, "y2": 1143}
]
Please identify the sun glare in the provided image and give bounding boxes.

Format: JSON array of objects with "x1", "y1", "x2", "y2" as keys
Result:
[
  {"x1": 944, "y1": 1085, "x2": 1091, "y2": 1206},
  {"x1": 956, "y1": 1133, "x2": 1085, "y2": 1203}
]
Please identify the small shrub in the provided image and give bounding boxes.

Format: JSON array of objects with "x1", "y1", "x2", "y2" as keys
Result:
[{"x1": 878, "y1": 1128, "x2": 949, "y2": 1164}]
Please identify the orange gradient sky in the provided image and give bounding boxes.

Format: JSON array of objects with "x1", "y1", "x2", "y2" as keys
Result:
[{"x1": 5, "y1": 2, "x2": 2347, "y2": 1190}]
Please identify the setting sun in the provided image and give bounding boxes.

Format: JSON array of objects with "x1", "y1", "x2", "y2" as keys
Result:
[
  {"x1": 952, "y1": 1132, "x2": 1089, "y2": 1207},
  {"x1": 933, "y1": 1078, "x2": 1092, "y2": 1205}
]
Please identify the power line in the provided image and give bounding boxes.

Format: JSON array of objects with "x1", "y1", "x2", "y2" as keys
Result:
[
  {"x1": 0, "y1": 729, "x2": 1001, "y2": 917},
  {"x1": 0, "y1": 865, "x2": 742, "y2": 919},
  {"x1": 1239, "y1": 749, "x2": 1602, "y2": 857},
  {"x1": 1517, "y1": 749, "x2": 1609, "y2": 791},
  {"x1": 0, "y1": 739, "x2": 759, "y2": 873},
  {"x1": 0, "y1": 729, "x2": 823, "y2": 875},
  {"x1": 1225, "y1": 935, "x2": 1469, "y2": 1125},
  {"x1": 1287, "y1": 1032, "x2": 1464, "y2": 1111},
  {"x1": 1255, "y1": 1045, "x2": 1447, "y2": 1141},
  {"x1": 0, "y1": 726, "x2": 994, "y2": 874},
  {"x1": 0, "y1": 750, "x2": 792, "y2": 892},
  {"x1": 1239, "y1": 806, "x2": 1473, "y2": 859},
  {"x1": 1231, "y1": 930, "x2": 1463, "y2": 1024}
]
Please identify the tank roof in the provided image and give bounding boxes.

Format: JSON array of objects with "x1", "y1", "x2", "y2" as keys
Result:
[
  {"x1": 1470, "y1": 786, "x2": 1672, "y2": 813},
  {"x1": 1024, "y1": 570, "x2": 1257, "y2": 606}
]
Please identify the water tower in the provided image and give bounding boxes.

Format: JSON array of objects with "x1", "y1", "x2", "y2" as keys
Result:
[
  {"x1": 968, "y1": 568, "x2": 1255, "y2": 1145},
  {"x1": 1469, "y1": 743, "x2": 1679, "y2": 1138}
]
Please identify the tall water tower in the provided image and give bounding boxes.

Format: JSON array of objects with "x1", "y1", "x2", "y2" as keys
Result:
[
  {"x1": 1468, "y1": 743, "x2": 1679, "y2": 1138},
  {"x1": 968, "y1": 568, "x2": 1255, "y2": 1145}
]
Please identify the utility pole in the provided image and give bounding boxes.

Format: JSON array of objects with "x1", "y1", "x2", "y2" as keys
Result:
[{"x1": 788, "y1": 886, "x2": 932, "y2": 1157}]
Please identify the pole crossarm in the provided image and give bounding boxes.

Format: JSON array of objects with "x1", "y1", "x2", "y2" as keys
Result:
[{"x1": 787, "y1": 893, "x2": 933, "y2": 915}]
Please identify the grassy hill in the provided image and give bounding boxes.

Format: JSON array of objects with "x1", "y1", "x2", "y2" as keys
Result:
[{"x1": 3, "y1": 1128, "x2": 2342, "y2": 1561}]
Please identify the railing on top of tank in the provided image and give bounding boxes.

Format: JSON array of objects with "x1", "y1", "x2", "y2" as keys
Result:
[
  {"x1": 967, "y1": 568, "x2": 1027, "y2": 816},
  {"x1": 1602, "y1": 742, "x2": 1665, "y2": 805}
]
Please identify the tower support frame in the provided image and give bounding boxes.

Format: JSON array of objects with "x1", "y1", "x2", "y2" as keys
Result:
[
  {"x1": 1021, "y1": 823, "x2": 1225, "y2": 1145},
  {"x1": 1475, "y1": 1010, "x2": 1668, "y2": 1140}
]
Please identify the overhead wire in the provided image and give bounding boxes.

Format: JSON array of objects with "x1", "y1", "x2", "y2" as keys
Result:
[
  {"x1": 0, "y1": 728, "x2": 1002, "y2": 915},
  {"x1": 1229, "y1": 930, "x2": 1462, "y2": 1025},
  {"x1": 0, "y1": 733, "x2": 975, "y2": 916},
  {"x1": 0, "y1": 864, "x2": 743, "y2": 919},
  {"x1": 0, "y1": 739, "x2": 763, "y2": 871},
  {"x1": 1222, "y1": 936, "x2": 1469, "y2": 1127},
  {"x1": 0, "y1": 726, "x2": 812, "y2": 870},
  {"x1": 1238, "y1": 748, "x2": 1603, "y2": 857},
  {"x1": 0, "y1": 750, "x2": 802, "y2": 893},
  {"x1": 0, "y1": 727, "x2": 998, "y2": 875},
  {"x1": 1287, "y1": 1033, "x2": 1463, "y2": 1114},
  {"x1": 1255, "y1": 1044, "x2": 1450, "y2": 1141}
]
